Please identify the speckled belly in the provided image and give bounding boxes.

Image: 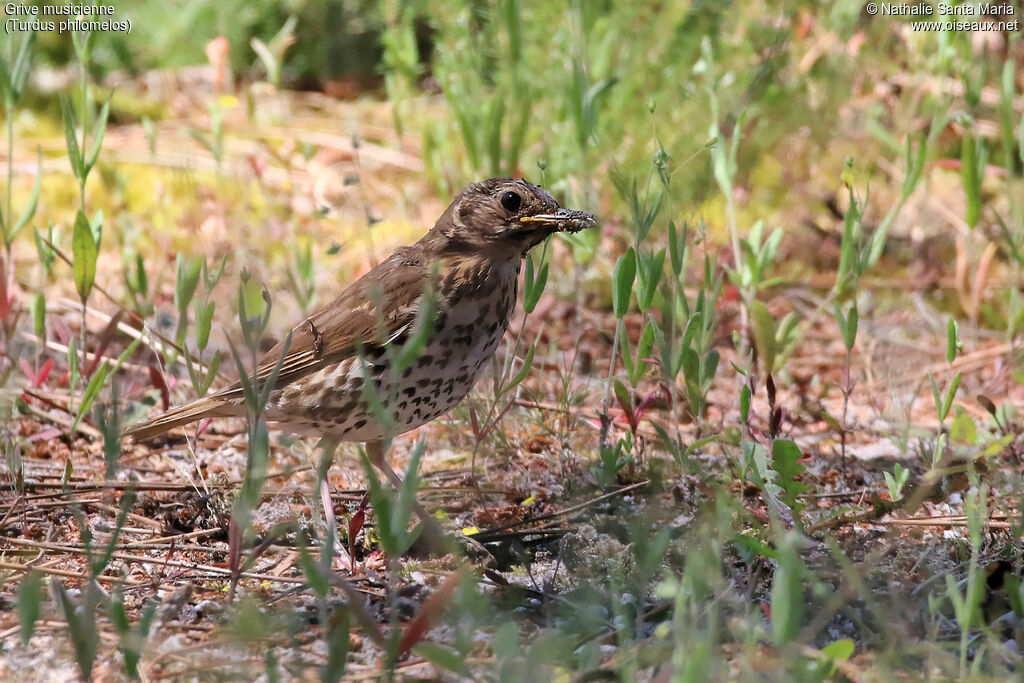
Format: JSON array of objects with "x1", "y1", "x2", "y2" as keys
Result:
[{"x1": 264, "y1": 274, "x2": 517, "y2": 442}]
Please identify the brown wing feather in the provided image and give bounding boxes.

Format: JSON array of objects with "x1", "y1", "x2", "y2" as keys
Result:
[
  {"x1": 218, "y1": 247, "x2": 428, "y2": 400},
  {"x1": 124, "y1": 248, "x2": 429, "y2": 440}
]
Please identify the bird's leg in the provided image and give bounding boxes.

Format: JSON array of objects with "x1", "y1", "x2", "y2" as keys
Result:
[
  {"x1": 315, "y1": 437, "x2": 341, "y2": 558},
  {"x1": 365, "y1": 439, "x2": 434, "y2": 522},
  {"x1": 364, "y1": 440, "x2": 453, "y2": 554},
  {"x1": 365, "y1": 440, "x2": 406, "y2": 489}
]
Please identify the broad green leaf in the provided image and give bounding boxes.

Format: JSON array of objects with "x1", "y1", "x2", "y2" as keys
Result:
[
  {"x1": 702, "y1": 348, "x2": 720, "y2": 384},
  {"x1": 29, "y1": 292, "x2": 45, "y2": 339},
  {"x1": 834, "y1": 301, "x2": 858, "y2": 352},
  {"x1": 60, "y1": 97, "x2": 84, "y2": 181},
  {"x1": 668, "y1": 220, "x2": 686, "y2": 276},
  {"x1": 612, "y1": 247, "x2": 636, "y2": 319},
  {"x1": 834, "y1": 185, "x2": 860, "y2": 295},
  {"x1": 843, "y1": 302, "x2": 858, "y2": 351},
  {"x1": 71, "y1": 210, "x2": 97, "y2": 301},
  {"x1": 6, "y1": 30, "x2": 36, "y2": 105},
  {"x1": 632, "y1": 319, "x2": 655, "y2": 384},
  {"x1": 17, "y1": 572, "x2": 43, "y2": 644},
  {"x1": 84, "y1": 98, "x2": 110, "y2": 176},
  {"x1": 772, "y1": 439, "x2": 809, "y2": 511},
  {"x1": 940, "y1": 371, "x2": 962, "y2": 422},
  {"x1": 680, "y1": 346, "x2": 699, "y2": 384},
  {"x1": 950, "y1": 411, "x2": 977, "y2": 444},
  {"x1": 770, "y1": 537, "x2": 803, "y2": 645},
  {"x1": 681, "y1": 311, "x2": 702, "y2": 350},
  {"x1": 613, "y1": 378, "x2": 632, "y2": 416},
  {"x1": 72, "y1": 363, "x2": 110, "y2": 432},
  {"x1": 636, "y1": 248, "x2": 665, "y2": 311},
  {"x1": 946, "y1": 318, "x2": 958, "y2": 363},
  {"x1": 983, "y1": 434, "x2": 1014, "y2": 457},
  {"x1": 194, "y1": 299, "x2": 215, "y2": 351},
  {"x1": 174, "y1": 254, "x2": 203, "y2": 312},
  {"x1": 130, "y1": 252, "x2": 148, "y2": 297},
  {"x1": 72, "y1": 335, "x2": 141, "y2": 433},
  {"x1": 820, "y1": 638, "x2": 855, "y2": 668},
  {"x1": 960, "y1": 134, "x2": 984, "y2": 229}
]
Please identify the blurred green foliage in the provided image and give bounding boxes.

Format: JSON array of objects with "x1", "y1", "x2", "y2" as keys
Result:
[
  {"x1": 23, "y1": 0, "x2": 861, "y2": 203},
  {"x1": 5, "y1": 1, "x2": 1024, "y2": 679},
  {"x1": 25, "y1": 0, "x2": 1019, "y2": 230},
  {"x1": 30, "y1": 0, "x2": 385, "y2": 83}
]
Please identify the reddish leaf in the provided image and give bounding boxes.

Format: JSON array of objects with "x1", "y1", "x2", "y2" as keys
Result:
[
  {"x1": 20, "y1": 358, "x2": 54, "y2": 389},
  {"x1": 631, "y1": 389, "x2": 661, "y2": 426},
  {"x1": 247, "y1": 154, "x2": 266, "y2": 180},
  {"x1": 52, "y1": 315, "x2": 71, "y2": 346},
  {"x1": 348, "y1": 492, "x2": 369, "y2": 566},
  {"x1": 148, "y1": 365, "x2": 170, "y2": 410},
  {"x1": 19, "y1": 358, "x2": 35, "y2": 385},
  {"x1": 614, "y1": 386, "x2": 637, "y2": 432},
  {"x1": 85, "y1": 311, "x2": 123, "y2": 377},
  {"x1": 35, "y1": 358, "x2": 53, "y2": 387},
  {"x1": 0, "y1": 258, "x2": 14, "y2": 323},
  {"x1": 478, "y1": 401, "x2": 515, "y2": 442},
  {"x1": 398, "y1": 571, "x2": 460, "y2": 657},
  {"x1": 196, "y1": 418, "x2": 213, "y2": 437}
]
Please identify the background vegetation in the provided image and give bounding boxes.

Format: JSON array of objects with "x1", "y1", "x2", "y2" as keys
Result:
[{"x1": 1, "y1": 0, "x2": 1023, "y2": 679}]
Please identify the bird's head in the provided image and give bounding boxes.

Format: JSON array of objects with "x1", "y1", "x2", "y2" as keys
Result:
[{"x1": 427, "y1": 178, "x2": 597, "y2": 256}]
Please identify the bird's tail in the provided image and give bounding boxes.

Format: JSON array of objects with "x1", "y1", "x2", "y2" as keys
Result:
[{"x1": 122, "y1": 396, "x2": 241, "y2": 441}]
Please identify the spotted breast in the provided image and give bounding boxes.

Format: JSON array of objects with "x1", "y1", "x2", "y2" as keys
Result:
[{"x1": 265, "y1": 256, "x2": 521, "y2": 442}]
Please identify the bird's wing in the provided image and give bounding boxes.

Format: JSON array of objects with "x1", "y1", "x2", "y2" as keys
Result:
[{"x1": 215, "y1": 249, "x2": 428, "y2": 401}]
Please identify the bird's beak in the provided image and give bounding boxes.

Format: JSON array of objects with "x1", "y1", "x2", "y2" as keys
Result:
[{"x1": 519, "y1": 208, "x2": 597, "y2": 234}]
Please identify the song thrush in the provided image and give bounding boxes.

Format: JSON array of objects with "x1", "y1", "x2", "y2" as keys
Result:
[{"x1": 125, "y1": 178, "x2": 596, "y2": 489}]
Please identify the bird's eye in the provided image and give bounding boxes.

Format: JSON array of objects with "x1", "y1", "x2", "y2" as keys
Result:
[{"x1": 500, "y1": 191, "x2": 521, "y2": 213}]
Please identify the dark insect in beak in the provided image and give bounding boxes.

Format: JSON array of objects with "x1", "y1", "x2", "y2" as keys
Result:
[{"x1": 519, "y1": 208, "x2": 597, "y2": 234}]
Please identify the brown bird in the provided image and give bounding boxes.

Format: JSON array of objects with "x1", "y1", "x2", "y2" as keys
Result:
[{"x1": 125, "y1": 178, "x2": 596, "y2": 489}]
